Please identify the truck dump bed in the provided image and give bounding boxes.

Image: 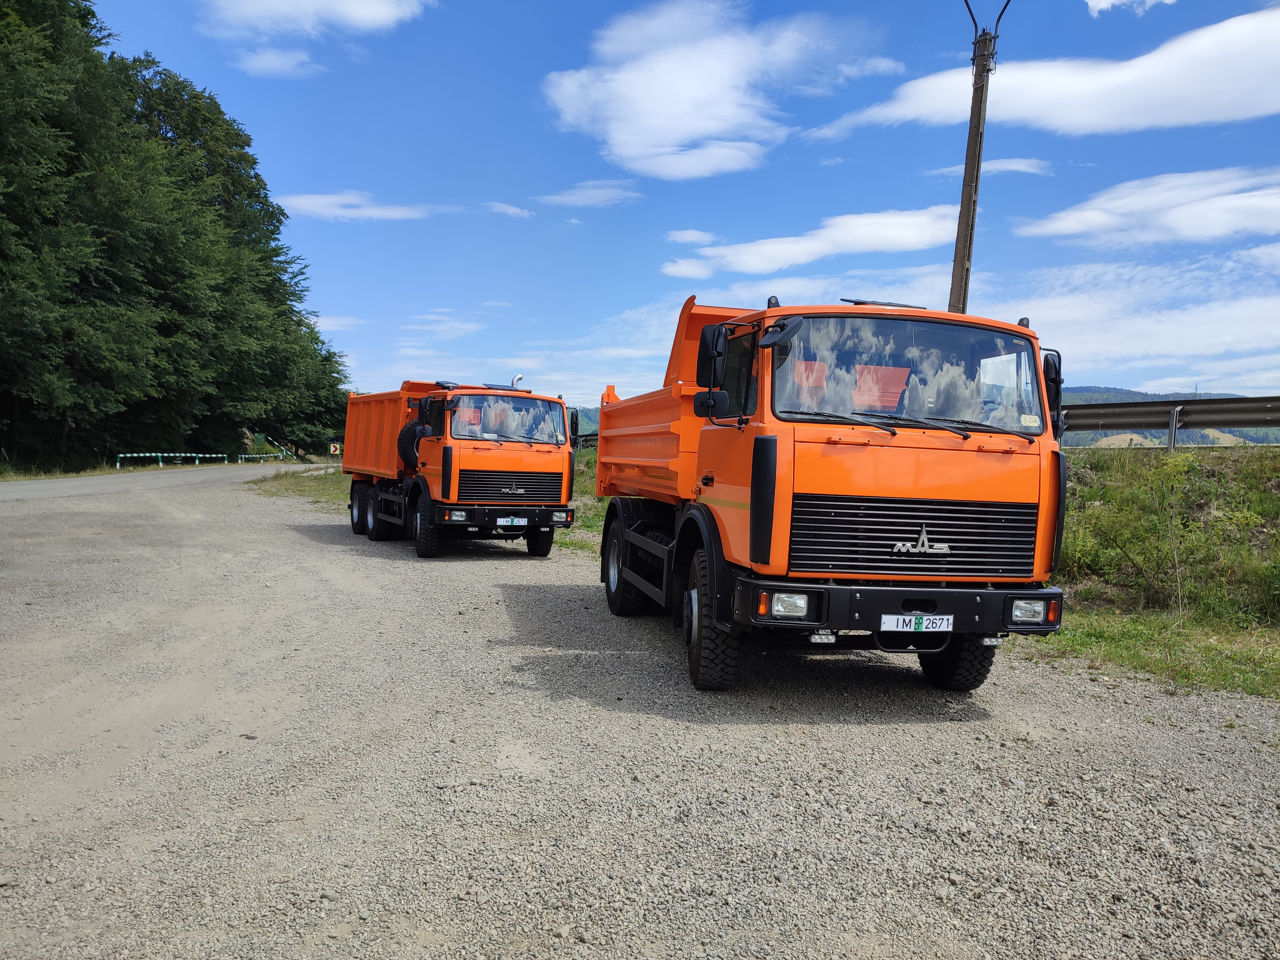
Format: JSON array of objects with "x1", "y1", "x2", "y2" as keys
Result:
[
  {"x1": 596, "y1": 382, "x2": 702, "y2": 505},
  {"x1": 597, "y1": 298, "x2": 745, "y2": 506},
  {"x1": 342, "y1": 384, "x2": 419, "y2": 480}
]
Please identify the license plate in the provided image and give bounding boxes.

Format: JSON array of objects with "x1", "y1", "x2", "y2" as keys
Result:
[
  {"x1": 880, "y1": 614, "x2": 953, "y2": 632},
  {"x1": 496, "y1": 517, "x2": 528, "y2": 527}
]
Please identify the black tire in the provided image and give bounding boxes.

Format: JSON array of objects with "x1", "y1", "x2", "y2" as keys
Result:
[
  {"x1": 918, "y1": 633, "x2": 996, "y2": 692},
  {"x1": 411, "y1": 495, "x2": 439, "y2": 558},
  {"x1": 603, "y1": 522, "x2": 645, "y2": 616},
  {"x1": 350, "y1": 482, "x2": 369, "y2": 535},
  {"x1": 397, "y1": 424, "x2": 421, "y2": 471},
  {"x1": 526, "y1": 526, "x2": 554, "y2": 557},
  {"x1": 683, "y1": 548, "x2": 739, "y2": 690},
  {"x1": 364, "y1": 487, "x2": 397, "y2": 541}
]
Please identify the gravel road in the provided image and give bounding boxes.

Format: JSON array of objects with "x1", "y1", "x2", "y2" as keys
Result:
[{"x1": 1, "y1": 471, "x2": 1277, "y2": 959}]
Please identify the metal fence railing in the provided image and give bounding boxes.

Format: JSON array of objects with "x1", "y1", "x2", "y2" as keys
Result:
[
  {"x1": 238, "y1": 453, "x2": 286, "y2": 463},
  {"x1": 1062, "y1": 395, "x2": 1280, "y2": 450},
  {"x1": 580, "y1": 395, "x2": 1279, "y2": 452},
  {"x1": 115, "y1": 452, "x2": 228, "y2": 469}
]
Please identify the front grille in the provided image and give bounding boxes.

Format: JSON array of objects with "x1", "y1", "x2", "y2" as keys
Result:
[
  {"x1": 457, "y1": 470, "x2": 562, "y2": 503},
  {"x1": 790, "y1": 494, "x2": 1038, "y2": 577}
]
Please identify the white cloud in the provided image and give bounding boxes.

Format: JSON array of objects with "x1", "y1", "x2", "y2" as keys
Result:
[
  {"x1": 399, "y1": 318, "x2": 482, "y2": 339},
  {"x1": 485, "y1": 202, "x2": 535, "y2": 219},
  {"x1": 1138, "y1": 353, "x2": 1280, "y2": 396},
  {"x1": 661, "y1": 205, "x2": 957, "y2": 277},
  {"x1": 667, "y1": 229, "x2": 715, "y2": 244},
  {"x1": 202, "y1": 0, "x2": 432, "y2": 37},
  {"x1": 926, "y1": 157, "x2": 1052, "y2": 177},
  {"x1": 836, "y1": 56, "x2": 905, "y2": 81},
  {"x1": 314, "y1": 315, "x2": 366, "y2": 332},
  {"x1": 1016, "y1": 167, "x2": 1280, "y2": 245},
  {"x1": 974, "y1": 245, "x2": 1280, "y2": 394},
  {"x1": 536, "y1": 180, "x2": 642, "y2": 207},
  {"x1": 483, "y1": 301, "x2": 512, "y2": 308},
  {"x1": 1087, "y1": 0, "x2": 1175, "y2": 16},
  {"x1": 235, "y1": 47, "x2": 320, "y2": 76},
  {"x1": 278, "y1": 190, "x2": 446, "y2": 220},
  {"x1": 545, "y1": 0, "x2": 865, "y2": 179},
  {"x1": 809, "y1": 8, "x2": 1280, "y2": 138}
]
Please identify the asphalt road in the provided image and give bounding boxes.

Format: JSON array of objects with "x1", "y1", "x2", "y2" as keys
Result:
[{"x1": 0, "y1": 462, "x2": 314, "y2": 503}]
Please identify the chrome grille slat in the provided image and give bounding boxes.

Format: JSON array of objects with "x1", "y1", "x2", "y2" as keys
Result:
[
  {"x1": 457, "y1": 470, "x2": 563, "y2": 503},
  {"x1": 790, "y1": 494, "x2": 1038, "y2": 576}
]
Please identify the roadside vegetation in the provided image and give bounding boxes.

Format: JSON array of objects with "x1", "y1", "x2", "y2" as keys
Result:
[
  {"x1": 256, "y1": 445, "x2": 1279, "y2": 698},
  {"x1": 1043, "y1": 447, "x2": 1279, "y2": 697},
  {"x1": 2, "y1": 2, "x2": 347, "y2": 472}
]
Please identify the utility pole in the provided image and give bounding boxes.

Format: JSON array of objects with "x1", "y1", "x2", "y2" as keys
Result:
[{"x1": 948, "y1": 0, "x2": 1011, "y2": 315}]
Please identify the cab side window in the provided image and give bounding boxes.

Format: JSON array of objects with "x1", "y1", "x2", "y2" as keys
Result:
[{"x1": 723, "y1": 334, "x2": 757, "y2": 418}]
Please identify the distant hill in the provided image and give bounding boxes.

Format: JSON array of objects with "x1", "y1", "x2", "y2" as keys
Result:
[{"x1": 1064, "y1": 386, "x2": 1239, "y2": 405}]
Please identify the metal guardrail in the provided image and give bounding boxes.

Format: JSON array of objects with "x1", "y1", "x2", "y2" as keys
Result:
[
  {"x1": 115, "y1": 452, "x2": 228, "y2": 469},
  {"x1": 1062, "y1": 395, "x2": 1280, "y2": 450},
  {"x1": 238, "y1": 453, "x2": 286, "y2": 463},
  {"x1": 581, "y1": 396, "x2": 1279, "y2": 452}
]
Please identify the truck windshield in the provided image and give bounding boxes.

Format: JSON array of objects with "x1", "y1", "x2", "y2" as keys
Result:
[
  {"x1": 771, "y1": 315, "x2": 1044, "y2": 435},
  {"x1": 450, "y1": 395, "x2": 566, "y2": 444}
]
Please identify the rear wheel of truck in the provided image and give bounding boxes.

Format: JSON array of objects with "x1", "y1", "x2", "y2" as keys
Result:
[
  {"x1": 603, "y1": 523, "x2": 645, "y2": 616},
  {"x1": 684, "y1": 548, "x2": 739, "y2": 691},
  {"x1": 350, "y1": 482, "x2": 369, "y2": 535},
  {"x1": 526, "y1": 527, "x2": 554, "y2": 557},
  {"x1": 918, "y1": 634, "x2": 995, "y2": 692},
  {"x1": 411, "y1": 496, "x2": 439, "y2": 558},
  {"x1": 364, "y1": 488, "x2": 398, "y2": 541}
]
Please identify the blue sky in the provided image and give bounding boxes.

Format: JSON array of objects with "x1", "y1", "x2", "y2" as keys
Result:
[{"x1": 93, "y1": 0, "x2": 1280, "y2": 404}]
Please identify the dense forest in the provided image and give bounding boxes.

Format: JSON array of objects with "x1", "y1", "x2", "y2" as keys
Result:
[{"x1": 0, "y1": 0, "x2": 348, "y2": 471}]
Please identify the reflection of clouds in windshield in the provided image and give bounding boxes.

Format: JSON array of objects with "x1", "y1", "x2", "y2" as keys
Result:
[
  {"x1": 774, "y1": 316, "x2": 1041, "y2": 427},
  {"x1": 455, "y1": 397, "x2": 565, "y2": 442}
]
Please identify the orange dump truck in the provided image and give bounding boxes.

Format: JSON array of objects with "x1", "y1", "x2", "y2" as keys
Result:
[
  {"x1": 597, "y1": 296, "x2": 1065, "y2": 691},
  {"x1": 343, "y1": 379, "x2": 576, "y2": 557}
]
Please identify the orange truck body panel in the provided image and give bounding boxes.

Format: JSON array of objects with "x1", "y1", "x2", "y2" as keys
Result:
[{"x1": 598, "y1": 297, "x2": 1064, "y2": 586}]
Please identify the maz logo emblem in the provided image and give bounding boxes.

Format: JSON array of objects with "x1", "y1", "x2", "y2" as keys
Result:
[
  {"x1": 892, "y1": 525, "x2": 951, "y2": 555},
  {"x1": 501, "y1": 486, "x2": 526, "y2": 495}
]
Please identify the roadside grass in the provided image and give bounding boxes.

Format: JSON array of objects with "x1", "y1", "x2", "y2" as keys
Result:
[
  {"x1": 1014, "y1": 610, "x2": 1280, "y2": 700},
  {"x1": 0, "y1": 462, "x2": 202, "y2": 481},
  {"x1": 248, "y1": 465, "x2": 348, "y2": 507}
]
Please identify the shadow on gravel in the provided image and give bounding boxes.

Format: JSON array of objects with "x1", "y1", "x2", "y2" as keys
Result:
[
  {"x1": 494, "y1": 582, "x2": 992, "y2": 727},
  {"x1": 288, "y1": 522, "x2": 536, "y2": 562}
]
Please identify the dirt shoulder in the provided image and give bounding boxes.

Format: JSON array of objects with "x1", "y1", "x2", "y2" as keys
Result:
[{"x1": 1, "y1": 475, "x2": 1277, "y2": 959}]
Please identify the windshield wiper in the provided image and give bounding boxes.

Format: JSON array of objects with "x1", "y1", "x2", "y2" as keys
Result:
[
  {"x1": 929, "y1": 417, "x2": 1036, "y2": 444},
  {"x1": 779, "y1": 410, "x2": 897, "y2": 436},
  {"x1": 852, "y1": 412, "x2": 972, "y2": 439}
]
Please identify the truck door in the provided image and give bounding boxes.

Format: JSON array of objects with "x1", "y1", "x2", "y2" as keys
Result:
[
  {"x1": 418, "y1": 397, "x2": 448, "y2": 500},
  {"x1": 696, "y1": 331, "x2": 760, "y2": 566}
]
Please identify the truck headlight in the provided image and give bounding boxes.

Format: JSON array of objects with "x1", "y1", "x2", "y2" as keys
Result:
[
  {"x1": 1010, "y1": 599, "x2": 1046, "y2": 623},
  {"x1": 552, "y1": 511, "x2": 568, "y2": 522},
  {"x1": 770, "y1": 592, "x2": 809, "y2": 619},
  {"x1": 448, "y1": 510, "x2": 468, "y2": 521}
]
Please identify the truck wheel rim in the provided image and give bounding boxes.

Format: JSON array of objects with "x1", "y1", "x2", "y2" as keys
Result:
[
  {"x1": 685, "y1": 586, "x2": 698, "y2": 648},
  {"x1": 607, "y1": 538, "x2": 620, "y2": 592}
]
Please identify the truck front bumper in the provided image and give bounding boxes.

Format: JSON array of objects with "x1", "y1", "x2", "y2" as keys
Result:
[
  {"x1": 433, "y1": 505, "x2": 573, "y2": 529},
  {"x1": 732, "y1": 577, "x2": 1062, "y2": 636}
]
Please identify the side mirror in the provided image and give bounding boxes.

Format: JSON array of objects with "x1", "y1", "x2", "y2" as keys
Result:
[
  {"x1": 1042, "y1": 350, "x2": 1063, "y2": 440},
  {"x1": 696, "y1": 324, "x2": 728, "y2": 388},
  {"x1": 693, "y1": 390, "x2": 730, "y2": 419},
  {"x1": 569, "y1": 408, "x2": 579, "y2": 448}
]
